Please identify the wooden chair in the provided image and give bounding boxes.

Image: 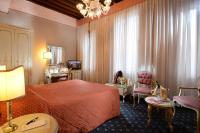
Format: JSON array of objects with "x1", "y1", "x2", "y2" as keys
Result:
[
  {"x1": 132, "y1": 71, "x2": 154, "y2": 106},
  {"x1": 173, "y1": 79, "x2": 200, "y2": 133}
]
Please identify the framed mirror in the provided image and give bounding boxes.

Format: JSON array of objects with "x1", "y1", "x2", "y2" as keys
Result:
[{"x1": 48, "y1": 45, "x2": 66, "y2": 65}]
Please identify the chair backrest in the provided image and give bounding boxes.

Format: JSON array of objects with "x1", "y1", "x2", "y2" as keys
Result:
[{"x1": 137, "y1": 71, "x2": 152, "y2": 85}]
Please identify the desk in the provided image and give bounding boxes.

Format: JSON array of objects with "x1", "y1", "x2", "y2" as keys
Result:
[
  {"x1": 145, "y1": 96, "x2": 174, "y2": 131},
  {"x1": 50, "y1": 73, "x2": 69, "y2": 83},
  {"x1": 0, "y1": 113, "x2": 58, "y2": 133},
  {"x1": 105, "y1": 83, "x2": 132, "y2": 103},
  {"x1": 45, "y1": 66, "x2": 72, "y2": 83},
  {"x1": 45, "y1": 72, "x2": 72, "y2": 83}
]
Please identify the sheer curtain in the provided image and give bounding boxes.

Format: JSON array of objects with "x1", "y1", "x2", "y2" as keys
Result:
[
  {"x1": 77, "y1": 16, "x2": 114, "y2": 83},
  {"x1": 77, "y1": 23, "x2": 90, "y2": 80},
  {"x1": 77, "y1": 0, "x2": 200, "y2": 96},
  {"x1": 175, "y1": 0, "x2": 200, "y2": 86},
  {"x1": 113, "y1": 1, "x2": 154, "y2": 81},
  {"x1": 152, "y1": 0, "x2": 200, "y2": 96}
]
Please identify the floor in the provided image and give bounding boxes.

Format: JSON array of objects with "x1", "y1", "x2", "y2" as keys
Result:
[{"x1": 91, "y1": 99, "x2": 196, "y2": 133}]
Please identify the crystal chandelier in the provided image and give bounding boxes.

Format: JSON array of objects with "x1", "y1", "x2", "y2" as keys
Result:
[{"x1": 76, "y1": 0, "x2": 112, "y2": 19}]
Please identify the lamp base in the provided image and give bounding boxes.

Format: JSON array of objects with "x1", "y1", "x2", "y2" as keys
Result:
[{"x1": 2, "y1": 123, "x2": 18, "y2": 133}]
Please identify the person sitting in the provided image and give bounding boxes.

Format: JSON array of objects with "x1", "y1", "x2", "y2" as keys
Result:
[{"x1": 113, "y1": 70, "x2": 127, "y2": 85}]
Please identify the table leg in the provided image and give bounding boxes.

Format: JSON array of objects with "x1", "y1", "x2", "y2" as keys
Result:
[
  {"x1": 138, "y1": 94, "x2": 140, "y2": 104},
  {"x1": 122, "y1": 87, "x2": 125, "y2": 103},
  {"x1": 147, "y1": 104, "x2": 152, "y2": 127},
  {"x1": 133, "y1": 94, "x2": 135, "y2": 107},
  {"x1": 166, "y1": 108, "x2": 173, "y2": 132}
]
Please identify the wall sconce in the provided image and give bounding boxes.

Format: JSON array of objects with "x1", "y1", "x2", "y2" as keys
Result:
[
  {"x1": 43, "y1": 52, "x2": 52, "y2": 59},
  {"x1": 0, "y1": 65, "x2": 6, "y2": 70}
]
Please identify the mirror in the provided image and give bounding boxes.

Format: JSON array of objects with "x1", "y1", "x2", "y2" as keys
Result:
[{"x1": 48, "y1": 45, "x2": 65, "y2": 65}]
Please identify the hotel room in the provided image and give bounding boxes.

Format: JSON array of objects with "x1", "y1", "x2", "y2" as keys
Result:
[{"x1": 0, "y1": 0, "x2": 199, "y2": 133}]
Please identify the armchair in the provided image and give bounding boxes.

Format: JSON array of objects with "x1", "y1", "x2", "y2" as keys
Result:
[
  {"x1": 173, "y1": 80, "x2": 200, "y2": 133},
  {"x1": 132, "y1": 71, "x2": 154, "y2": 106}
]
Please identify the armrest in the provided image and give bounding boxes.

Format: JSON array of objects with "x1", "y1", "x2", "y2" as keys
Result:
[
  {"x1": 179, "y1": 87, "x2": 198, "y2": 90},
  {"x1": 134, "y1": 81, "x2": 153, "y2": 89},
  {"x1": 178, "y1": 87, "x2": 198, "y2": 96}
]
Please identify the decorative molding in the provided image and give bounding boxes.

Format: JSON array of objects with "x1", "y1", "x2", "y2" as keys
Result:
[
  {"x1": 0, "y1": 0, "x2": 12, "y2": 13},
  {"x1": 77, "y1": 0, "x2": 145, "y2": 26},
  {"x1": 9, "y1": 0, "x2": 77, "y2": 27}
]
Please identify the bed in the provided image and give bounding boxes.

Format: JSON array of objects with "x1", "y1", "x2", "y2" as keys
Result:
[{"x1": 0, "y1": 80, "x2": 120, "y2": 133}]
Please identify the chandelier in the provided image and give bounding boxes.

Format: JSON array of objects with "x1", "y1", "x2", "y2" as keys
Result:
[{"x1": 76, "y1": 0, "x2": 112, "y2": 19}]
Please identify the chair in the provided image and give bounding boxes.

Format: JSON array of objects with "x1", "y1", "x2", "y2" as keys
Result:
[
  {"x1": 132, "y1": 71, "x2": 154, "y2": 106},
  {"x1": 173, "y1": 79, "x2": 200, "y2": 133}
]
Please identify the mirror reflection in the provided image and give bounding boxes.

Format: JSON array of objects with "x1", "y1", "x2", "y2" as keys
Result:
[{"x1": 48, "y1": 45, "x2": 65, "y2": 65}]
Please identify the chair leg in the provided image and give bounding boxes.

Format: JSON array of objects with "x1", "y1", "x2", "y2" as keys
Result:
[
  {"x1": 172, "y1": 101, "x2": 176, "y2": 117},
  {"x1": 138, "y1": 94, "x2": 140, "y2": 104},
  {"x1": 133, "y1": 94, "x2": 135, "y2": 107}
]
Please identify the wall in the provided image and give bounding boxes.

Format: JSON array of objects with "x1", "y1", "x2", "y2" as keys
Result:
[{"x1": 0, "y1": 9, "x2": 77, "y2": 84}]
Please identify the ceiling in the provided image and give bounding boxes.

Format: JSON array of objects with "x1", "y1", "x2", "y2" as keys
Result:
[{"x1": 27, "y1": 0, "x2": 123, "y2": 20}]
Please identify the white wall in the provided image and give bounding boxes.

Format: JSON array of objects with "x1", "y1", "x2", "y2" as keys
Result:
[{"x1": 0, "y1": 9, "x2": 77, "y2": 84}]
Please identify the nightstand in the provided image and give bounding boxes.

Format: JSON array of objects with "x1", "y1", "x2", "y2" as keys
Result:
[{"x1": 0, "y1": 113, "x2": 58, "y2": 133}]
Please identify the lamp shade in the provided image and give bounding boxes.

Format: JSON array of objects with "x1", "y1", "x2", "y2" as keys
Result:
[
  {"x1": 43, "y1": 52, "x2": 52, "y2": 59},
  {"x1": 0, "y1": 66, "x2": 25, "y2": 101},
  {"x1": 0, "y1": 65, "x2": 6, "y2": 70}
]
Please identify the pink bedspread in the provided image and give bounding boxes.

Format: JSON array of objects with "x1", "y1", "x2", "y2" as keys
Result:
[{"x1": 0, "y1": 80, "x2": 120, "y2": 133}]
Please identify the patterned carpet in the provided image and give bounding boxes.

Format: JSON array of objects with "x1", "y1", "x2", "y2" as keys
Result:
[{"x1": 91, "y1": 99, "x2": 196, "y2": 133}]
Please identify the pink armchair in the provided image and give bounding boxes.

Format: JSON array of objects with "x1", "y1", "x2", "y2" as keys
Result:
[
  {"x1": 132, "y1": 71, "x2": 153, "y2": 106},
  {"x1": 173, "y1": 79, "x2": 200, "y2": 133}
]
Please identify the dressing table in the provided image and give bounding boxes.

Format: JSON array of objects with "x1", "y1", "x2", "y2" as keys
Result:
[{"x1": 45, "y1": 66, "x2": 72, "y2": 83}]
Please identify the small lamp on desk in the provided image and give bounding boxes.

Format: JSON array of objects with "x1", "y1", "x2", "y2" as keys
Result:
[{"x1": 0, "y1": 66, "x2": 25, "y2": 133}]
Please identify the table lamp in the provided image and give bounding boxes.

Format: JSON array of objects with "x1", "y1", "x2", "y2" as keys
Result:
[{"x1": 0, "y1": 66, "x2": 25, "y2": 133}]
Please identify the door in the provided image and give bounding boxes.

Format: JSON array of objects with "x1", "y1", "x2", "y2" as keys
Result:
[
  {"x1": 13, "y1": 28, "x2": 31, "y2": 84},
  {"x1": 0, "y1": 26, "x2": 13, "y2": 69}
]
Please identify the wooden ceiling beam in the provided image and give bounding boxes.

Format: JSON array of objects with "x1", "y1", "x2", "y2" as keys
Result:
[
  {"x1": 28, "y1": 0, "x2": 82, "y2": 19},
  {"x1": 27, "y1": 0, "x2": 123, "y2": 19},
  {"x1": 53, "y1": 0, "x2": 80, "y2": 14}
]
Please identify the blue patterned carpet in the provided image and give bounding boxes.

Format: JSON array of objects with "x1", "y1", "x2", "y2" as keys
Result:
[{"x1": 91, "y1": 99, "x2": 196, "y2": 133}]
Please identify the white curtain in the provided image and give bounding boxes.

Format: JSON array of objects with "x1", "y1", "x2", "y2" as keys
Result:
[
  {"x1": 152, "y1": 0, "x2": 200, "y2": 96},
  {"x1": 113, "y1": 1, "x2": 153, "y2": 81},
  {"x1": 77, "y1": 23, "x2": 90, "y2": 80},
  {"x1": 77, "y1": 16, "x2": 115, "y2": 83},
  {"x1": 77, "y1": 0, "x2": 200, "y2": 96}
]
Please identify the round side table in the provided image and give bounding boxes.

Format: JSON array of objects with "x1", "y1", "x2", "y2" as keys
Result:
[
  {"x1": 0, "y1": 113, "x2": 58, "y2": 133},
  {"x1": 145, "y1": 96, "x2": 174, "y2": 131}
]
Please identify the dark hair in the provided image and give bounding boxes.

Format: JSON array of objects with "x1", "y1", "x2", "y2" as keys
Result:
[{"x1": 114, "y1": 71, "x2": 123, "y2": 84}]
